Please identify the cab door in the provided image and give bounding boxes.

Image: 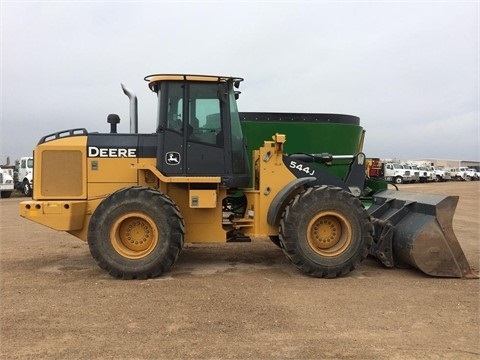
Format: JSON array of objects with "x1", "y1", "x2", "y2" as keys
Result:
[
  {"x1": 157, "y1": 81, "x2": 225, "y2": 176},
  {"x1": 185, "y1": 83, "x2": 225, "y2": 175}
]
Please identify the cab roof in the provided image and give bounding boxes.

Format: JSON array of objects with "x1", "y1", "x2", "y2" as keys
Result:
[{"x1": 144, "y1": 74, "x2": 243, "y2": 91}]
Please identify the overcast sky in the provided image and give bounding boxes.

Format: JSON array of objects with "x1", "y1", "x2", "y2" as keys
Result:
[{"x1": 1, "y1": 1, "x2": 479, "y2": 164}]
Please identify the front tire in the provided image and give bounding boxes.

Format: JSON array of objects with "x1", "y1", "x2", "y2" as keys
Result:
[
  {"x1": 279, "y1": 186, "x2": 373, "y2": 278},
  {"x1": 88, "y1": 187, "x2": 185, "y2": 279}
]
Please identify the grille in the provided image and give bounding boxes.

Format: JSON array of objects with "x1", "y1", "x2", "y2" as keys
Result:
[{"x1": 41, "y1": 150, "x2": 83, "y2": 196}]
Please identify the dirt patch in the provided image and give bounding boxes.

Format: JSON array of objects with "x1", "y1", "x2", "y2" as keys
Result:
[{"x1": 1, "y1": 182, "x2": 479, "y2": 359}]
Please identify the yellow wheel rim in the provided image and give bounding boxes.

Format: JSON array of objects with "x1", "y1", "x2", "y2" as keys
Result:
[
  {"x1": 110, "y1": 212, "x2": 158, "y2": 259},
  {"x1": 307, "y1": 211, "x2": 352, "y2": 257}
]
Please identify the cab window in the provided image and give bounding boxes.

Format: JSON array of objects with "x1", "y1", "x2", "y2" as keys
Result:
[
  {"x1": 188, "y1": 83, "x2": 222, "y2": 146},
  {"x1": 165, "y1": 83, "x2": 184, "y2": 132}
]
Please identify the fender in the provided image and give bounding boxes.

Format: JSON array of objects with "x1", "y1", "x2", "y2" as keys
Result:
[{"x1": 267, "y1": 177, "x2": 316, "y2": 226}]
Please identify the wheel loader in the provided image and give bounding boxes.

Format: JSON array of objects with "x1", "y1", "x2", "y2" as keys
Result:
[{"x1": 19, "y1": 74, "x2": 476, "y2": 279}]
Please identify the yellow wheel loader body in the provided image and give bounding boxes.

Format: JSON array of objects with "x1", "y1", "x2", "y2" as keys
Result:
[{"x1": 19, "y1": 74, "x2": 477, "y2": 279}]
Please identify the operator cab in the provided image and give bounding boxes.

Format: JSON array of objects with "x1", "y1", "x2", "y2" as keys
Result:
[{"x1": 145, "y1": 74, "x2": 250, "y2": 188}]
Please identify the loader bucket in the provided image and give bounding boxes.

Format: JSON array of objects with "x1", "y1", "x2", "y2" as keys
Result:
[{"x1": 368, "y1": 190, "x2": 477, "y2": 278}]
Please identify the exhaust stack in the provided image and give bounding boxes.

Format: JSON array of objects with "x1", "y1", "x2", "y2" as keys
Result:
[{"x1": 121, "y1": 83, "x2": 138, "y2": 134}]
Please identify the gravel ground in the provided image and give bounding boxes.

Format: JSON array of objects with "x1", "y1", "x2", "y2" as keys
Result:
[{"x1": 1, "y1": 182, "x2": 479, "y2": 359}]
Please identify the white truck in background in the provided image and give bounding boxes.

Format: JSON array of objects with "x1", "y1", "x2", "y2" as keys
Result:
[
  {"x1": 406, "y1": 162, "x2": 434, "y2": 183},
  {"x1": 429, "y1": 166, "x2": 451, "y2": 182},
  {"x1": 446, "y1": 168, "x2": 459, "y2": 180},
  {"x1": 383, "y1": 163, "x2": 413, "y2": 184},
  {"x1": 0, "y1": 167, "x2": 14, "y2": 198},
  {"x1": 417, "y1": 165, "x2": 435, "y2": 182},
  {"x1": 16, "y1": 156, "x2": 34, "y2": 196},
  {"x1": 455, "y1": 167, "x2": 479, "y2": 181},
  {"x1": 402, "y1": 164, "x2": 420, "y2": 183}
]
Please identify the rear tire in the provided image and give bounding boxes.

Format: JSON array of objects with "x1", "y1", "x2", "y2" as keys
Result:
[
  {"x1": 279, "y1": 186, "x2": 373, "y2": 278},
  {"x1": 88, "y1": 186, "x2": 185, "y2": 279}
]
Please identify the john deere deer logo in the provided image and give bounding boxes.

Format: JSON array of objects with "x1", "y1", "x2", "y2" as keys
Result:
[{"x1": 165, "y1": 152, "x2": 181, "y2": 165}]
